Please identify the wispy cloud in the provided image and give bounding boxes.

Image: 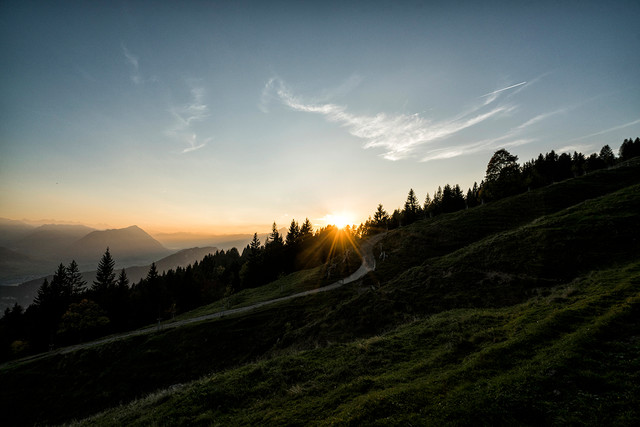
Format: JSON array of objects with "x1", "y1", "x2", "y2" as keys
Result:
[
  {"x1": 481, "y1": 81, "x2": 527, "y2": 98},
  {"x1": 182, "y1": 135, "x2": 210, "y2": 153},
  {"x1": 167, "y1": 83, "x2": 211, "y2": 153},
  {"x1": 122, "y1": 44, "x2": 142, "y2": 85},
  {"x1": 122, "y1": 44, "x2": 158, "y2": 85},
  {"x1": 569, "y1": 118, "x2": 640, "y2": 142},
  {"x1": 262, "y1": 77, "x2": 527, "y2": 161}
]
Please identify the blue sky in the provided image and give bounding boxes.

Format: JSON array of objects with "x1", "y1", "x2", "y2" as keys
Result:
[{"x1": 1, "y1": 1, "x2": 639, "y2": 234}]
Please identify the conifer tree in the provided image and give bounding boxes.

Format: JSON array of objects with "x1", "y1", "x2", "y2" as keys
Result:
[
  {"x1": 117, "y1": 268, "x2": 130, "y2": 289},
  {"x1": 146, "y1": 262, "x2": 159, "y2": 282},
  {"x1": 403, "y1": 188, "x2": 421, "y2": 225},
  {"x1": 299, "y1": 218, "x2": 313, "y2": 240},
  {"x1": 286, "y1": 220, "x2": 300, "y2": 246},
  {"x1": 373, "y1": 204, "x2": 390, "y2": 228},
  {"x1": 267, "y1": 222, "x2": 283, "y2": 246},
  {"x1": 66, "y1": 260, "x2": 86, "y2": 297},
  {"x1": 92, "y1": 248, "x2": 116, "y2": 293}
]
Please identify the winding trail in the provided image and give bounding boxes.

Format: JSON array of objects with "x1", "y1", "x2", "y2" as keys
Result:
[{"x1": 1, "y1": 234, "x2": 385, "y2": 368}]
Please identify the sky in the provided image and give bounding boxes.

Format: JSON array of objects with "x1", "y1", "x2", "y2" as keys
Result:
[{"x1": 1, "y1": 0, "x2": 639, "y2": 235}]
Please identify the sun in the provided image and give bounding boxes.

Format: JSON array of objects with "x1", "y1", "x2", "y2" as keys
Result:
[{"x1": 325, "y1": 213, "x2": 355, "y2": 229}]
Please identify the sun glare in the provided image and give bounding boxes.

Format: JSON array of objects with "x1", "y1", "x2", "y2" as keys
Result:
[{"x1": 325, "y1": 213, "x2": 355, "y2": 229}]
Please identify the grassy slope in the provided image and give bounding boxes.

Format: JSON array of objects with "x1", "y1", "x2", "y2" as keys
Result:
[
  {"x1": 79, "y1": 261, "x2": 640, "y2": 426},
  {"x1": 1, "y1": 164, "x2": 639, "y2": 425}
]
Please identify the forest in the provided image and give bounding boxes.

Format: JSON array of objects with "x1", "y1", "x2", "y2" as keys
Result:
[{"x1": 1, "y1": 137, "x2": 638, "y2": 361}]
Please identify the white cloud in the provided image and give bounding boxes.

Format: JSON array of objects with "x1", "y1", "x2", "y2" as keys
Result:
[
  {"x1": 263, "y1": 77, "x2": 519, "y2": 161},
  {"x1": 167, "y1": 83, "x2": 211, "y2": 154},
  {"x1": 481, "y1": 81, "x2": 527, "y2": 98},
  {"x1": 182, "y1": 135, "x2": 210, "y2": 153}
]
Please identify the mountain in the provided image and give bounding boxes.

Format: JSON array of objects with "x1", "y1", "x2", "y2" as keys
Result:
[
  {"x1": 11, "y1": 224, "x2": 96, "y2": 259},
  {"x1": 65, "y1": 225, "x2": 170, "y2": 268},
  {"x1": 0, "y1": 223, "x2": 95, "y2": 285},
  {"x1": 0, "y1": 218, "x2": 35, "y2": 247},
  {"x1": 0, "y1": 247, "x2": 45, "y2": 286}
]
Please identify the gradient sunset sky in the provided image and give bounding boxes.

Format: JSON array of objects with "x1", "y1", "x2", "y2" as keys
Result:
[{"x1": 2, "y1": 1, "x2": 639, "y2": 234}]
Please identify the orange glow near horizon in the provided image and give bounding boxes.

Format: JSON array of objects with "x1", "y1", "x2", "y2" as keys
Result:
[{"x1": 321, "y1": 212, "x2": 356, "y2": 230}]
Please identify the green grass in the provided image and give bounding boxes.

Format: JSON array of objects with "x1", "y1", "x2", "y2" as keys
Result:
[
  {"x1": 171, "y1": 266, "x2": 326, "y2": 321},
  {"x1": 75, "y1": 261, "x2": 640, "y2": 425},
  {"x1": 2, "y1": 162, "x2": 639, "y2": 425}
]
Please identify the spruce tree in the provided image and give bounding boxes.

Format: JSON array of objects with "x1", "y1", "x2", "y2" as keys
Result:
[
  {"x1": 93, "y1": 248, "x2": 116, "y2": 293},
  {"x1": 373, "y1": 204, "x2": 390, "y2": 228},
  {"x1": 117, "y1": 268, "x2": 130, "y2": 289},
  {"x1": 403, "y1": 188, "x2": 420, "y2": 225},
  {"x1": 66, "y1": 260, "x2": 86, "y2": 297},
  {"x1": 286, "y1": 220, "x2": 300, "y2": 246},
  {"x1": 299, "y1": 218, "x2": 313, "y2": 240}
]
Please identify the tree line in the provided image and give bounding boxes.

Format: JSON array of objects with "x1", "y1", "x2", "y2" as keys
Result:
[
  {"x1": 0, "y1": 219, "x2": 360, "y2": 360},
  {"x1": 357, "y1": 138, "x2": 639, "y2": 235}
]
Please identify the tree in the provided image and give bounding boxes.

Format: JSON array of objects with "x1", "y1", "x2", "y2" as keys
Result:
[
  {"x1": 299, "y1": 218, "x2": 313, "y2": 240},
  {"x1": 266, "y1": 222, "x2": 283, "y2": 246},
  {"x1": 373, "y1": 204, "x2": 389, "y2": 229},
  {"x1": 571, "y1": 151, "x2": 586, "y2": 176},
  {"x1": 286, "y1": 220, "x2": 300, "y2": 246},
  {"x1": 599, "y1": 144, "x2": 615, "y2": 167},
  {"x1": 117, "y1": 268, "x2": 130, "y2": 289},
  {"x1": 585, "y1": 153, "x2": 605, "y2": 173},
  {"x1": 92, "y1": 248, "x2": 116, "y2": 293},
  {"x1": 619, "y1": 137, "x2": 640, "y2": 161},
  {"x1": 249, "y1": 233, "x2": 261, "y2": 256},
  {"x1": 57, "y1": 299, "x2": 110, "y2": 342},
  {"x1": 403, "y1": 188, "x2": 421, "y2": 225},
  {"x1": 480, "y1": 149, "x2": 522, "y2": 201},
  {"x1": 66, "y1": 260, "x2": 86, "y2": 297}
]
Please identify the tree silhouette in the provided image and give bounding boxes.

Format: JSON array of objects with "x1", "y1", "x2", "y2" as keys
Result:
[
  {"x1": 599, "y1": 144, "x2": 615, "y2": 167},
  {"x1": 92, "y1": 248, "x2": 116, "y2": 293},
  {"x1": 480, "y1": 149, "x2": 522, "y2": 201},
  {"x1": 286, "y1": 220, "x2": 300, "y2": 246},
  {"x1": 619, "y1": 137, "x2": 640, "y2": 161},
  {"x1": 299, "y1": 218, "x2": 313, "y2": 241},
  {"x1": 403, "y1": 188, "x2": 421, "y2": 225},
  {"x1": 66, "y1": 260, "x2": 86, "y2": 297}
]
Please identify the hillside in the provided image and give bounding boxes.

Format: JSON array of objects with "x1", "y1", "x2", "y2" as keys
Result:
[{"x1": 1, "y1": 163, "x2": 639, "y2": 425}]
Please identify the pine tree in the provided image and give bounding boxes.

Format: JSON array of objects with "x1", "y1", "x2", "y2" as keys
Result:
[
  {"x1": 92, "y1": 248, "x2": 116, "y2": 293},
  {"x1": 66, "y1": 260, "x2": 86, "y2": 297},
  {"x1": 299, "y1": 218, "x2": 313, "y2": 240},
  {"x1": 373, "y1": 204, "x2": 390, "y2": 229},
  {"x1": 286, "y1": 220, "x2": 300, "y2": 246},
  {"x1": 117, "y1": 268, "x2": 130, "y2": 289},
  {"x1": 266, "y1": 222, "x2": 283, "y2": 246},
  {"x1": 403, "y1": 188, "x2": 421, "y2": 225},
  {"x1": 146, "y1": 262, "x2": 159, "y2": 282}
]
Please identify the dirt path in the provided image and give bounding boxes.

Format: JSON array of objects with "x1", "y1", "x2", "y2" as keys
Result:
[{"x1": 1, "y1": 233, "x2": 385, "y2": 368}]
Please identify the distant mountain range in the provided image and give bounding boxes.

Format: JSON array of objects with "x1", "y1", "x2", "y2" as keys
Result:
[
  {"x1": 0, "y1": 221, "x2": 170, "y2": 286},
  {"x1": 0, "y1": 219, "x2": 284, "y2": 290}
]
